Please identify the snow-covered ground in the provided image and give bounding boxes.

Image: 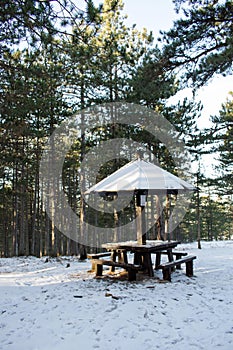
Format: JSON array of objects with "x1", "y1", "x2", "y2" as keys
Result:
[{"x1": 0, "y1": 241, "x2": 233, "y2": 350}]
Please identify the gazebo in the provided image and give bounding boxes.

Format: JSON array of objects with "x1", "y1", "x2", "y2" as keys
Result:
[{"x1": 85, "y1": 157, "x2": 196, "y2": 244}]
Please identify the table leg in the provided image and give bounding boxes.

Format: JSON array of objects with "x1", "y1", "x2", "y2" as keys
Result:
[
  {"x1": 167, "y1": 248, "x2": 174, "y2": 262},
  {"x1": 123, "y1": 250, "x2": 128, "y2": 264},
  {"x1": 167, "y1": 248, "x2": 175, "y2": 272},
  {"x1": 155, "y1": 252, "x2": 161, "y2": 269},
  {"x1": 143, "y1": 253, "x2": 154, "y2": 277},
  {"x1": 110, "y1": 251, "x2": 117, "y2": 272},
  {"x1": 134, "y1": 252, "x2": 142, "y2": 265},
  {"x1": 117, "y1": 251, "x2": 123, "y2": 263},
  {"x1": 117, "y1": 250, "x2": 128, "y2": 264}
]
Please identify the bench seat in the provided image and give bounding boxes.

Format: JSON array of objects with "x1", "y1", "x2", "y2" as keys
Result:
[
  {"x1": 94, "y1": 259, "x2": 142, "y2": 281},
  {"x1": 87, "y1": 252, "x2": 111, "y2": 259},
  {"x1": 155, "y1": 251, "x2": 188, "y2": 270},
  {"x1": 158, "y1": 255, "x2": 196, "y2": 281},
  {"x1": 87, "y1": 252, "x2": 112, "y2": 271}
]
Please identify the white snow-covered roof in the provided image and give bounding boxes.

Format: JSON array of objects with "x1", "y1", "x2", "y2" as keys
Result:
[{"x1": 85, "y1": 159, "x2": 195, "y2": 194}]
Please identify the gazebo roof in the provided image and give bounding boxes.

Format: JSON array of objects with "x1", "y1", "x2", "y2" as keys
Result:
[{"x1": 85, "y1": 159, "x2": 196, "y2": 195}]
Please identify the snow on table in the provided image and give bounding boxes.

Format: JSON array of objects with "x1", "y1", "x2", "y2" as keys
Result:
[{"x1": 0, "y1": 241, "x2": 233, "y2": 350}]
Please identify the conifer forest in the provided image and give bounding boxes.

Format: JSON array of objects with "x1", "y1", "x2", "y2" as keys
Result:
[{"x1": 0, "y1": 0, "x2": 232, "y2": 257}]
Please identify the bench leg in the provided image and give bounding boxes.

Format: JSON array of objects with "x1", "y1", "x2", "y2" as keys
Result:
[
  {"x1": 91, "y1": 261, "x2": 96, "y2": 272},
  {"x1": 175, "y1": 254, "x2": 182, "y2": 269},
  {"x1": 96, "y1": 264, "x2": 103, "y2": 277},
  {"x1": 167, "y1": 249, "x2": 175, "y2": 272},
  {"x1": 128, "y1": 268, "x2": 136, "y2": 281},
  {"x1": 155, "y1": 252, "x2": 161, "y2": 269},
  {"x1": 186, "y1": 261, "x2": 193, "y2": 277},
  {"x1": 162, "y1": 268, "x2": 171, "y2": 282}
]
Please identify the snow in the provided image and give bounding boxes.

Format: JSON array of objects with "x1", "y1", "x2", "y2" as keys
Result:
[{"x1": 0, "y1": 241, "x2": 233, "y2": 350}]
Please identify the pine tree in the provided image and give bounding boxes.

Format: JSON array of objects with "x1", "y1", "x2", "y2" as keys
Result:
[
  {"x1": 92, "y1": 0, "x2": 153, "y2": 103},
  {"x1": 211, "y1": 93, "x2": 233, "y2": 195},
  {"x1": 161, "y1": 0, "x2": 233, "y2": 86}
]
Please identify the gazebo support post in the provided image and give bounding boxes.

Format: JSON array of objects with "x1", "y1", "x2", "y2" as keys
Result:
[
  {"x1": 136, "y1": 206, "x2": 146, "y2": 245},
  {"x1": 156, "y1": 195, "x2": 164, "y2": 241},
  {"x1": 165, "y1": 194, "x2": 171, "y2": 241}
]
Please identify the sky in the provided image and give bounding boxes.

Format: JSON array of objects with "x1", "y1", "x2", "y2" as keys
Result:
[{"x1": 123, "y1": 0, "x2": 178, "y2": 35}]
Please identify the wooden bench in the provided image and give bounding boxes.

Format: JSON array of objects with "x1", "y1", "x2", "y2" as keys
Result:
[
  {"x1": 158, "y1": 255, "x2": 196, "y2": 281},
  {"x1": 155, "y1": 251, "x2": 188, "y2": 270},
  {"x1": 94, "y1": 260, "x2": 142, "y2": 281},
  {"x1": 87, "y1": 252, "x2": 112, "y2": 271},
  {"x1": 87, "y1": 252, "x2": 112, "y2": 259}
]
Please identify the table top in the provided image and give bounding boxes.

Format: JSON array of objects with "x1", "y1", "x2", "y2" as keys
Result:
[{"x1": 102, "y1": 240, "x2": 180, "y2": 253}]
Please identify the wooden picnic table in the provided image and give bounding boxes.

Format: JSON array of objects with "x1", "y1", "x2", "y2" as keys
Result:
[{"x1": 101, "y1": 240, "x2": 181, "y2": 278}]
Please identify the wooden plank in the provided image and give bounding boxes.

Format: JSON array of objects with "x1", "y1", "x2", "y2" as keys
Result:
[
  {"x1": 155, "y1": 251, "x2": 188, "y2": 269},
  {"x1": 159, "y1": 255, "x2": 196, "y2": 270},
  {"x1": 95, "y1": 260, "x2": 141, "y2": 270},
  {"x1": 159, "y1": 255, "x2": 196, "y2": 281},
  {"x1": 159, "y1": 251, "x2": 188, "y2": 257},
  {"x1": 94, "y1": 260, "x2": 141, "y2": 281},
  {"x1": 87, "y1": 252, "x2": 111, "y2": 259}
]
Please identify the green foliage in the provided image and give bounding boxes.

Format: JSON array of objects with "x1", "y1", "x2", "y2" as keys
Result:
[
  {"x1": 128, "y1": 47, "x2": 178, "y2": 107},
  {"x1": 209, "y1": 93, "x2": 233, "y2": 194},
  {"x1": 0, "y1": 0, "x2": 55, "y2": 47},
  {"x1": 91, "y1": 0, "x2": 154, "y2": 103},
  {"x1": 161, "y1": 0, "x2": 233, "y2": 86}
]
